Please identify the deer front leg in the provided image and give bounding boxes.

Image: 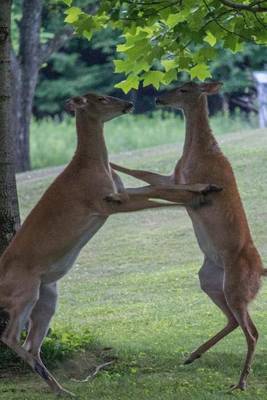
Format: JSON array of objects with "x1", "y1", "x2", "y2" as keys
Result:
[
  {"x1": 106, "y1": 183, "x2": 222, "y2": 203},
  {"x1": 110, "y1": 162, "x2": 172, "y2": 185},
  {"x1": 105, "y1": 183, "x2": 221, "y2": 214}
]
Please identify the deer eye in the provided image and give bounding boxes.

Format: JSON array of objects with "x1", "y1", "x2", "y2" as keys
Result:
[
  {"x1": 180, "y1": 89, "x2": 188, "y2": 93},
  {"x1": 98, "y1": 97, "x2": 109, "y2": 104}
]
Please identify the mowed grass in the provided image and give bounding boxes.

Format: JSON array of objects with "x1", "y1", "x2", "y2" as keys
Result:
[{"x1": 1, "y1": 127, "x2": 267, "y2": 399}]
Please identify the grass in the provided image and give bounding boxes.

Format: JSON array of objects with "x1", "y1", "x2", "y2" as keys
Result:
[
  {"x1": 1, "y1": 126, "x2": 267, "y2": 399},
  {"x1": 30, "y1": 111, "x2": 258, "y2": 169}
]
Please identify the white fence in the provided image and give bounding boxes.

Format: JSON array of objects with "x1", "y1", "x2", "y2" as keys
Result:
[{"x1": 253, "y1": 71, "x2": 267, "y2": 128}]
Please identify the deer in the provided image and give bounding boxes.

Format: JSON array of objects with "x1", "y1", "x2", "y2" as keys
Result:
[
  {"x1": 0, "y1": 91, "x2": 221, "y2": 397},
  {"x1": 110, "y1": 81, "x2": 266, "y2": 391}
]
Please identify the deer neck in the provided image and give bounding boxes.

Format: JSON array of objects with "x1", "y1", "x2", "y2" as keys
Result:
[
  {"x1": 74, "y1": 110, "x2": 109, "y2": 168},
  {"x1": 182, "y1": 95, "x2": 217, "y2": 157}
]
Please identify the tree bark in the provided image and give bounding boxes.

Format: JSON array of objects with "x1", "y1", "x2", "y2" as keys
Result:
[
  {"x1": 0, "y1": 0, "x2": 20, "y2": 254},
  {"x1": 13, "y1": 0, "x2": 44, "y2": 172}
]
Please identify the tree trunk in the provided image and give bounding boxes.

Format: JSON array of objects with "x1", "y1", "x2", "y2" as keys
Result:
[
  {"x1": 14, "y1": 0, "x2": 44, "y2": 172},
  {"x1": 10, "y1": 49, "x2": 22, "y2": 170},
  {"x1": 0, "y1": 0, "x2": 20, "y2": 254}
]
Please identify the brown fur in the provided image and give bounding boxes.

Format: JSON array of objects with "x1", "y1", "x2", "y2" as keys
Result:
[
  {"x1": 111, "y1": 81, "x2": 264, "y2": 390},
  {"x1": 0, "y1": 91, "x2": 218, "y2": 396}
]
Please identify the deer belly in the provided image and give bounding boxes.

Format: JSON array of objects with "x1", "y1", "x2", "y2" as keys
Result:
[
  {"x1": 190, "y1": 215, "x2": 222, "y2": 265},
  {"x1": 42, "y1": 216, "x2": 107, "y2": 283}
]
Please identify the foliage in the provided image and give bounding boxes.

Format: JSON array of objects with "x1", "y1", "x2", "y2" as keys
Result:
[
  {"x1": 29, "y1": 2, "x2": 267, "y2": 118},
  {"x1": 0, "y1": 329, "x2": 94, "y2": 370},
  {"x1": 30, "y1": 111, "x2": 258, "y2": 169},
  {"x1": 63, "y1": 0, "x2": 267, "y2": 93}
]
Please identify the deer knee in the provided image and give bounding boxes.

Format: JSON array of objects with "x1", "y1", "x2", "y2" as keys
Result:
[{"x1": 198, "y1": 261, "x2": 224, "y2": 294}]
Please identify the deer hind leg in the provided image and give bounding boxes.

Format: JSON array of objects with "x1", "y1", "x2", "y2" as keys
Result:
[
  {"x1": 184, "y1": 259, "x2": 238, "y2": 365},
  {"x1": 224, "y1": 269, "x2": 260, "y2": 391},
  {"x1": 110, "y1": 162, "x2": 172, "y2": 185},
  {"x1": 1, "y1": 283, "x2": 73, "y2": 397},
  {"x1": 23, "y1": 282, "x2": 58, "y2": 357}
]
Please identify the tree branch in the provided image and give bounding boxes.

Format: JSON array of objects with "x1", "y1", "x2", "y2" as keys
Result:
[
  {"x1": 39, "y1": 25, "x2": 74, "y2": 65},
  {"x1": 202, "y1": 0, "x2": 262, "y2": 43},
  {"x1": 219, "y1": 0, "x2": 267, "y2": 13},
  {"x1": 39, "y1": 0, "x2": 99, "y2": 64}
]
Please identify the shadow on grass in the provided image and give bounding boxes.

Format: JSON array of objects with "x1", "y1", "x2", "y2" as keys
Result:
[{"x1": 1, "y1": 327, "x2": 267, "y2": 388}]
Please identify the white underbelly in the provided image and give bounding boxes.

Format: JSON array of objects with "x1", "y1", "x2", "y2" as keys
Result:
[
  {"x1": 42, "y1": 215, "x2": 107, "y2": 284},
  {"x1": 179, "y1": 170, "x2": 222, "y2": 266},
  {"x1": 189, "y1": 211, "x2": 222, "y2": 266}
]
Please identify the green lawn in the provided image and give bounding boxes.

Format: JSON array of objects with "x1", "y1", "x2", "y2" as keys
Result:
[
  {"x1": 30, "y1": 111, "x2": 258, "y2": 169},
  {"x1": 1, "y1": 128, "x2": 267, "y2": 399}
]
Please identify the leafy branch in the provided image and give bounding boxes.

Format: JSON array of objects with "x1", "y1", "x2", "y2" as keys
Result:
[{"x1": 219, "y1": 0, "x2": 267, "y2": 13}]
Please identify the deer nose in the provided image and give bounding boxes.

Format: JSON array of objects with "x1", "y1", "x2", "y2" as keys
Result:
[
  {"x1": 123, "y1": 102, "x2": 134, "y2": 113},
  {"x1": 64, "y1": 99, "x2": 74, "y2": 112}
]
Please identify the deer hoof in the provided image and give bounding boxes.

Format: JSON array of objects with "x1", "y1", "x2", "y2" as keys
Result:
[
  {"x1": 104, "y1": 193, "x2": 124, "y2": 204},
  {"x1": 184, "y1": 353, "x2": 201, "y2": 365},
  {"x1": 201, "y1": 184, "x2": 223, "y2": 195},
  {"x1": 229, "y1": 382, "x2": 246, "y2": 391}
]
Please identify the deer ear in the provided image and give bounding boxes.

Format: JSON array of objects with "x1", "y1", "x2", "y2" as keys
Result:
[
  {"x1": 74, "y1": 96, "x2": 88, "y2": 106},
  {"x1": 200, "y1": 81, "x2": 223, "y2": 95},
  {"x1": 64, "y1": 96, "x2": 87, "y2": 112}
]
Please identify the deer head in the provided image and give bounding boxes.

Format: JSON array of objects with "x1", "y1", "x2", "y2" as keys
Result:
[
  {"x1": 156, "y1": 81, "x2": 223, "y2": 111},
  {"x1": 65, "y1": 93, "x2": 133, "y2": 122}
]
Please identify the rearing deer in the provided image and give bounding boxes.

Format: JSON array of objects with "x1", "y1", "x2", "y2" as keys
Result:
[
  {"x1": 111, "y1": 81, "x2": 266, "y2": 390},
  {"x1": 0, "y1": 91, "x2": 220, "y2": 396}
]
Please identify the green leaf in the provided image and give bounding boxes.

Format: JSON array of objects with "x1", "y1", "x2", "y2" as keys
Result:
[
  {"x1": 166, "y1": 12, "x2": 187, "y2": 28},
  {"x1": 62, "y1": 0, "x2": 73, "y2": 6},
  {"x1": 83, "y1": 30, "x2": 93, "y2": 41},
  {"x1": 178, "y1": 55, "x2": 193, "y2": 69},
  {"x1": 224, "y1": 36, "x2": 244, "y2": 53},
  {"x1": 204, "y1": 31, "x2": 217, "y2": 47},
  {"x1": 64, "y1": 7, "x2": 82, "y2": 24},
  {"x1": 161, "y1": 59, "x2": 178, "y2": 72},
  {"x1": 162, "y1": 69, "x2": 178, "y2": 85},
  {"x1": 189, "y1": 64, "x2": 211, "y2": 80},
  {"x1": 193, "y1": 47, "x2": 217, "y2": 62},
  {"x1": 132, "y1": 60, "x2": 150, "y2": 74},
  {"x1": 143, "y1": 71, "x2": 165, "y2": 89},
  {"x1": 114, "y1": 59, "x2": 127, "y2": 73},
  {"x1": 114, "y1": 57, "x2": 149, "y2": 75},
  {"x1": 115, "y1": 75, "x2": 139, "y2": 93},
  {"x1": 117, "y1": 43, "x2": 134, "y2": 52}
]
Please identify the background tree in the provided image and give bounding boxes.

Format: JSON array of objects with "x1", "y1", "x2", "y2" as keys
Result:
[
  {"x1": 0, "y1": 0, "x2": 20, "y2": 254},
  {"x1": 11, "y1": 0, "x2": 73, "y2": 172},
  {"x1": 34, "y1": 28, "x2": 120, "y2": 117}
]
